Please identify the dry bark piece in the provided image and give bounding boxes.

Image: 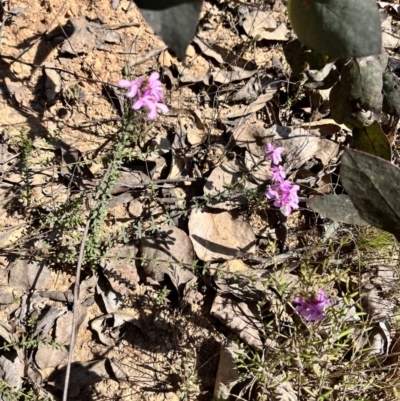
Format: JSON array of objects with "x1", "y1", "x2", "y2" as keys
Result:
[
  {"x1": 189, "y1": 209, "x2": 256, "y2": 261},
  {"x1": 8, "y1": 259, "x2": 51, "y2": 290},
  {"x1": 140, "y1": 225, "x2": 195, "y2": 283},
  {"x1": 211, "y1": 295, "x2": 263, "y2": 349}
]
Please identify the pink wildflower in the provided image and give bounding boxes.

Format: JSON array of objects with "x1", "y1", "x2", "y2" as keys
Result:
[
  {"x1": 118, "y1": 78, "x2": 144, "y2": 99},
  {"x1": 146, "y1": 71, "x2": 165, "y2": 101},
  {"x1": 266, "y1": 179, "x2": 300, "y2": 216},
  {"x1": 118, "y1": 72, "x2": 168, "y2": 120},
  {"x1": 294, "y1": 289, "x2": 331, "y2": 322},
  {"x1": 133, "y1": 94, "x2": 169, "y2": 120},
  {"x1": 270, "y1": 165, "x2": 286, "y2": 182},
  {"x1": 265, "y1": 143, "x2": 285, "y2": 165}
]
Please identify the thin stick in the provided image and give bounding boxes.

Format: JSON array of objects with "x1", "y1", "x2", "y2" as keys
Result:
[
  {"x1": 128, "y1": 45, "x2": 168, "y2": 67},
  {"x1": 61, "y1": 215, "x2": 91, "y2": 401}
]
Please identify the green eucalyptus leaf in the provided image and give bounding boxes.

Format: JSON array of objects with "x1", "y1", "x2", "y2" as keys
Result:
[
  {"x1": 352, "y1": 121, "x2": 391, "y2": 160},
  {"x1": 330, "y1": 55, "x2": 386, "y2": 127},
  {"x1": 330, "y1": 83, "x2": 369, "y2": 128},
  {"x1": 283, "y1": 40, "x2": 337, "y2": 88},
  {"x1": 341, "y1": 149, "x2": 400, "y2": 241},
  {"x1": 342, "y1": 56, "x2": 386, "y2": 113},
  {"x1": 288, "y1": 0, "x2": 382, "y2": 58},
  {"x1": 307, "y1": 194, "x2": 368, "y2": 226},
  {"x1": 283, "y1": 40, "x2": 327, "y2": 76},
  {"x1": 382, "y1": 71, "x2": 400, "y2": 116},
  {"x1": 134, "y1": 0, "x2": 202, "y2": 60}
]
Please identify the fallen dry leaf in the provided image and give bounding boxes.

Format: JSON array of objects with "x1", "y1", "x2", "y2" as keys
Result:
[
  {"x1": 268, "y1": 125, "x2": 340, "y2": 170},
  {"x1": 140, "y1": 225, "x2": 195, "y2": 283},
  {"x1": 53, "y1": 359, "x2": 127, "y2": 390},
  {"x1": 193, "y1": 36, "x2": 225, "y2": 64},
  {"x1": 232, "y1": 120, "x2": 268, "y2": 157},
  {"x1": 211, "y1": 294, "x2": 263, "y2": 349},
  {"x1": 211, "y1": 67, "x2": 259, "y2": 84},
  {"x1": 0, "y1": 351, "x2": 23, "y2": 391},
  {"x1": 242, "y1": 10, "x2": 277, "y2": 38},
  {"x1": 35, "y1": 346, "x2": 68, "y2": 370},
  {"x1": 244, "y1": 150, "x2": 272, "y2": 184},
  {"x1": 274, "y1": 381, "x2": 298, "y2": 401},
  {"x1": 214, "y1": 340, "x2": 241, "y2": 399},
  {"x1": 96, "y1": 270, "x2": 123, "y2": 313},
  {"x1": 101, "y1": 244, "x2": 139, "y2": 296},
  {"x1": 203, "y1": 160, "x2": 256, "y2": 210},
  {"x1": 8, "y1": 259, "x2": 51, "y2": 290},
  {"x1": 189, "y1": 209, "x2": 256, "y2": 261},
  {"x1": 221, "y1": 92, "x2": 276, "y2": 119},
  {"x1": 90, "y1": 311, "x2": 143, "y2": 347}
]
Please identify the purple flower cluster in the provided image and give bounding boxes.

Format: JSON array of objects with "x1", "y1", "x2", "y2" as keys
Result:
[
  {"x1": 118, "y1": 72, "x2": 168, "y2": 120},
  {"x1": 265, "y1": 144, "x2": 300, "y2": 216},
  {"x1": 294, "y1": 289, "x2": 331, "y2": 322}
]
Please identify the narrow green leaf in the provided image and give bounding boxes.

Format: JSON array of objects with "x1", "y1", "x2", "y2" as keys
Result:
[{"x1": 336, "y1": 327, "x2": 354, "y2": 340}]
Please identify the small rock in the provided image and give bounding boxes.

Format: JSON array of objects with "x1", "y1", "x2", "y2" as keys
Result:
[{"x1": 128, "y1": 200, "x2": 143, "y2": 217}]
